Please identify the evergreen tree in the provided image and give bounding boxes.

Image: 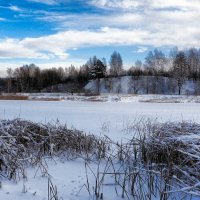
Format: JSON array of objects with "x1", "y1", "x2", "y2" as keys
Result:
[{"x1": 88, "y1": 56, "x2": 106, "y2": 79}]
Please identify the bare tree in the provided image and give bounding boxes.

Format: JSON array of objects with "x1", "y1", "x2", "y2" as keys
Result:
[
  {"x1": 173, "y1": 51, "x2": 188, "y2": 95},
  {"x1": 144, "y1": 49, "x2": 168, "y2": 75},
  {"x1": 186, "y1": 48, "x2": 200, "y2": 80},
  {"x1": 6, "y1": 68, "x2": 13, "y2": 93},
  {"x1": 109, "y1": 51, "x2": 123, "y2": 76}
]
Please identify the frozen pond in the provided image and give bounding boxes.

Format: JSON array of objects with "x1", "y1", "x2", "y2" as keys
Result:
[{"x1": 0, "y1": 100, "x2": 200, "y2": 140}]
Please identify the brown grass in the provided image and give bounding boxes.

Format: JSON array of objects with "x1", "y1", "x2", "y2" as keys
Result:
[
  {"x1": 0, "y1": 95, "x2": 63, "y2": 101},
  {"x1": 30, "y1": 97, "x2": 63, "y2": 101},
  {"x1": 0, "y1": 95, "x2": 28, "y2": 100}
]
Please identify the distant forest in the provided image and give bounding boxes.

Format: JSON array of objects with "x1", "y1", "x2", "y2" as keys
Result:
[{"x1": 1, "y1": 47, "x2": 200, "y2": 94}]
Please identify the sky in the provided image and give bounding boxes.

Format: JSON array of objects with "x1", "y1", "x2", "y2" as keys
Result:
[{"x1": 0, "y1": 0, "x2": 200, "y2": 75}]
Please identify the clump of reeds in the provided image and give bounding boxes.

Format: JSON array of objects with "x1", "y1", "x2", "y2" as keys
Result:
[
  {"x1": 1, "y1": 118, "x2": 200, "y2": 199},
  {"x1": 0, "y1": 119, "x2": 109, "y2": 181},
  {"x1": 139, "y1": 121, "x2": 200, "y2": 196},
  {"x1": 83, "y1": 120, "x2": 200, "y2": 199}
]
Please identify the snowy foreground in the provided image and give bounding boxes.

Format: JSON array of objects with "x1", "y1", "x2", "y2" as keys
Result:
[{"x1": 1, "y1": 98, "x2": 200, "y2": 200}]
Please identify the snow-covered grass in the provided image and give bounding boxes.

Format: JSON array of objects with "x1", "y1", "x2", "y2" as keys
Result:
[
  {"x1": 0, "y1": 119, "x2": 107, "y2": 180},
  {"x1": 0, "y1": 119, "x2": 108, "y2": 200},
  {"x1": 141, "y1": 121, "x2": 200, "y2": 197}
]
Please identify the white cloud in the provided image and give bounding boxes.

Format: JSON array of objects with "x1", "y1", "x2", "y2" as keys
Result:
[
  {"x1": 33, "y1": 1, "x2": 200, "y2": 50},
  {"x1": 0, "y1": 28, "x2": 147, "y2": 60},
  {"x1": 91, "y1": 0, "x2": 143, "y2": 9},
  {"x1": 1, "y1": 22, "x2": 200, "y2": 60},
  {"x1": 13, "y1": 28, "x2": 150, "y2": 60},
  {"x1": 9, "y1": 5, "x2": 22, "y2": 12},
  {"x1": 0, "y1": 39, "x2": 50, "y2": 59},
  {"x1": 0, "y1": 18, "x2": 6, "y2": 21},
  {"x1": 38, "y1": 12, "x2": 142, "y2": 30},
  {"x1": 27, "y1": 0, "x2": 58, "y2": 5},
  {"x1": 91, "y1": 0, "x2": 200, "y2": 10},
  {"x1": 150, "y1": 0, "x2": 200, "y2": 10},
  {"x1": 37, "y1": 0, "x2": 200, "y2": 37},
  {"x1": 134, "y1": 47, "x2": 148, "y2": 53},
  {"x1": 0, "y1": 0, "x2": 200, "y2": 61},
  {"x1": 0, "y1": 60, "x2": 85, "y2": 69},
  {"x1": 0, "y1": 5, "x2": 22, "y2": 13}
]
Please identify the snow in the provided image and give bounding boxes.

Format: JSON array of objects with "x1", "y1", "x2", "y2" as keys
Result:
[
  {"x1": 0, "y1": 158, "x2": 137, "y2": 200},
  {"x1": 1, "y1": 98, "x2": 200, "y2": 199},
  {"x1": 0, "y1": 159, "x2": 89, "y2": 200},
  {"x1": 1, "y1": 99, "x2": 200, "y2": 141}
]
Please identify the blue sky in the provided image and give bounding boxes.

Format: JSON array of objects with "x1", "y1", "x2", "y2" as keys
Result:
[{"x1": 0, "y1": 0, "x2": 199, "y2": 72}]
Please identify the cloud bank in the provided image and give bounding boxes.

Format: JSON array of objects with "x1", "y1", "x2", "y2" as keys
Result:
[{"x1": 0, "y1": 0, "x2": 200, "y2": 60}]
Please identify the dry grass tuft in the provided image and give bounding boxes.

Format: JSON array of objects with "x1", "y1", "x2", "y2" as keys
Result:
[
  {"x1": 142, "y1": 122, "x2": 200, "y2": 188},
  {"x1": 83, "y1": 120, "x2": 200, "y2": 199},
  {"x1": 0, "y1": 119, "x2": 109, "y2": 181},
  {"x1": 0, "y1": 95, "x2": 28, "y2": 100},
  {"x1": 30, "y1": 97, "x2": 63, "y2": 101}
]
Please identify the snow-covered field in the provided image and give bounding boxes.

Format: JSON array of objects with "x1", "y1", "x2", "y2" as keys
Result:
[
  {"x1": 1, "y1": 98, "x2": 200, "y2": 200},
  {"x1": 1, "y1": 99, "x2": 200, "y2": 141}
]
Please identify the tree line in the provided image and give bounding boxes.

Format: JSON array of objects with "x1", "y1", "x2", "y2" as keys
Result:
[{"x1": 3, "y1": 47, "x2": 200, "y2": 94}]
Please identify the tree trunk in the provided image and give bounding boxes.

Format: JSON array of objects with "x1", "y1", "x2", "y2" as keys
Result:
[{"x1": 97, "y1": 78, "x2": 100, "y2": 94}]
